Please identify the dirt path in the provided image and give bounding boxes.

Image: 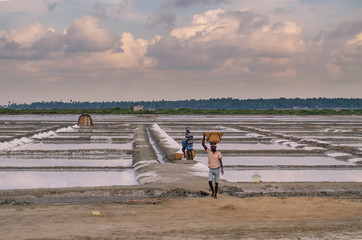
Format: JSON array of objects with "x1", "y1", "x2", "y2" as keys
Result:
[
  {"x1": 132, "y1": 124, "x2": 157, "y2": 164},
  {"x1": 0, "y1": 195, "x2": 361, "y2": 239}
]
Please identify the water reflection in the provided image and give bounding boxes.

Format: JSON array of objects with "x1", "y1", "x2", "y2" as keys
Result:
[
  {"x1": 223, "y1": 170, "x2": 362, "y2": 182},
  {"x1": 196, "y1": 156, "x2": 355, "y2": 166},
  {"x1": 0, "y1": 170, "x2": 138, "y2": 190}
]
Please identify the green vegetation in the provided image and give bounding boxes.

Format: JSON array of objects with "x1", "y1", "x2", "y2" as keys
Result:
[
  {"x1": 1, "y1": 108, "x2": 362, "y2": 115},
  {"x1": 4, "y1": 97, "x2": 362, "y2": 110}
]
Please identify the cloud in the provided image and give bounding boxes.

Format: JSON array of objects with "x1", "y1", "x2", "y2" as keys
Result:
[
  {"x1": 148, "y1": 4, "x2": 177, "y2": 30},
  {"x1": 4, "y1": 22, "x2": 47, "y2": 48},
  {"x1": 64, "y1": 15, "x2": 118, "y2": 51},
  {"x1": 148, "y1": 0, "x2": 230, "y2": 31},
  {"x1": 0, "y1": 6, "x2": 361, "y2": 104},
  {"x1": 113, "y1": 32, "x2": 158, "y2": 69},
  {"x1": 47, "y1": 1, "x2": 57, "y2": 11},
  {"x1": 171, "y1": 0, "x2": 229, "y2": 8},
  {"x1": 94, "y1": 1, "x2": 106, "y2": 17},
  {"x1": 332, "y1": 32, "x2": 362, "y2": 63},
  {"x1": 0, "y1": 22, "x2": 54, "y2": 59},
  {"x1": 326, "y1": 20, "x2": 362, "y2": 40},
  {"x1": 147, "y1": 36, "x2": 221, "y2": 70},
  {"x1": 149, "y1": 8, "x2": 304, "y2": 75},
  {"x1": 32, "y1": 29, "x2": 64, "y2": 51}
]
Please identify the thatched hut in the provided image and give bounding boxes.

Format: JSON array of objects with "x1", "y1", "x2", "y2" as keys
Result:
[{"x1": 78, "y1": 114, "x2": 93, "y2": 126}]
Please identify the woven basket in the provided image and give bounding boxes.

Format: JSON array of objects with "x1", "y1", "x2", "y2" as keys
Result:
[
  {"x1": 173, "y1": 152, "x2": 184, "y2": 160},
  {"x1": 204, "y1": 132, "x2": 224, "y2": 143}
]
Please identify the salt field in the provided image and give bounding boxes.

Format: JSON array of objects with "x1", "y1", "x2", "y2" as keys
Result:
[
  {"x1": 222, "y1": 170, "x2": 362, "y2": 182},
  {"x1": 0, "y1": 114, "x2": 362, "y2": 190},
  {"x1": 0, "y1": 170, "x2": 137, "y2": 190},
  {"x1": 156, "y1": 115, "x2": 362, "y2": 182},
  {"x1": 196, "y1": 156, "x2": 355, "y2": 166}
]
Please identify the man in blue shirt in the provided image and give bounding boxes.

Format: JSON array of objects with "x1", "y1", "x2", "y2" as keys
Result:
[{"x1": 182, "y1": 127, "x2": 194, "y2": 160}]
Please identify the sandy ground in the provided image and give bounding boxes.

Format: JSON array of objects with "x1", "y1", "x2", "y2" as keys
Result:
[{"x1": 0, "y1": 195, "x2": 361, "y2": 240}]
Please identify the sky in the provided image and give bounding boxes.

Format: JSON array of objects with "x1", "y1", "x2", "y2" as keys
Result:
[{"x1": 0, "y1": 0, "x2": 361, "y2": 105}]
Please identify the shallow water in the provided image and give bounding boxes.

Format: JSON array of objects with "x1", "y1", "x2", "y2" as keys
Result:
[
  {"x1": 196, "y1": 156, "x2": 354, "y2": 166},
  {"x1": 1, "y1": 114, "x2": 362, "y2": 188},
  {"x1": 193, "y1": 143, "x2": 293, "y2": 151},
  {"x1": 0, "y1": 170, "x2": 138, "y2": 190},
  {"x1": 0, "y1": 158, "x2": 132, "y2": 167},
  {"x1": 11, "y1": 142, "x2": 133, "y2": 151},
  {"x1": 222, "y1": 169, "x2": 362, "y2": 182}
]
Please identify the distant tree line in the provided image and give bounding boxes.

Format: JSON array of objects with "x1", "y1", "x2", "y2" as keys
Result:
[
  {"x1": 4, "y1": 98, "x2": 362, "y2": 110},
  {"x1": 1, "y1": 108, "x2": 362, "y2": 115}
]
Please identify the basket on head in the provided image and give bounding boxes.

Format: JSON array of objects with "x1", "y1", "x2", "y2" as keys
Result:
[{"x1": 204, "y1": 132, "x2": 224, "y2": 143}]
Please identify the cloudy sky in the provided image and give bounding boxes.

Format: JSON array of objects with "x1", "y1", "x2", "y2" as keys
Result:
[{"x1": 0, "y1": 0, "x2": 361, "y2": 105}]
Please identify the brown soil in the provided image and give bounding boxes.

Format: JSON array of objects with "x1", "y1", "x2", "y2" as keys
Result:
[{"x1": 0, "y1": 195, "x2": 361, "y2": 239}]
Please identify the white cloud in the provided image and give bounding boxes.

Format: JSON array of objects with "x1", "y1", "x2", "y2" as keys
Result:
[
  {"x1": 4, "y1": 22, "x2": 47, "y2": 47},
  {"x1": 0, "y1": 4, "x2": 362, "y2": 104},
  {"x1": 152, "y1": 8, "x2": 305, "y2": 77},
  {"x1": 346, "y1": 32, "x2": 362, "y2": 47},
  {"x1": 64, "y1": 15, "x2": 118, "y2": 52}
]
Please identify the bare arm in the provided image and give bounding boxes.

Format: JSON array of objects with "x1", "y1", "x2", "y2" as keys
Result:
[
  {"x1": 219, "y1": 158, "x2": 224, "y2": 175},
  {"x1": 202, "y1": 133, "x2": 207, "y2": 151}
]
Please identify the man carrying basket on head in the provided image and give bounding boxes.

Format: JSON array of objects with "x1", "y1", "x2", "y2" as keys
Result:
[
  {"x1": 182, "y1": 127, "x2": 194, "y2": 160},
  {"x1": 202, "y1": 132, "x2": 224, "y2": 199}
]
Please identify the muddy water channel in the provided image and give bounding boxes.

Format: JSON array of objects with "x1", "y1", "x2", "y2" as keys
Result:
[{"x1": 0, "y1": 114, "x2": 362, "y2": 190}]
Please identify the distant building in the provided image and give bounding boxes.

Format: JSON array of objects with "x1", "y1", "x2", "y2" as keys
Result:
[{"x1": 133, "y1": 105, "x2": 144, "y2": 111}]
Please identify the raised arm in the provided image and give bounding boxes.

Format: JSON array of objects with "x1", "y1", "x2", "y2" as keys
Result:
[{"x1": 202, "y1": 133, "x2": 207, "y2": 151}]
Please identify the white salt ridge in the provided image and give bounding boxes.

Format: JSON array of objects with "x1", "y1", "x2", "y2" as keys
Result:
[
  {"x1": 191, "y1": 162, "x2": 208, "y2": 171},
  {"x1": 191, "y1": 163, "x2": 208, "y2": 178},
  {"x1": 271, "y1": 139, "x2": 304, "y2": 148},
  {"x1": 151, "y1": 123, "x2": 182, "y2": 151},
  {"x1": 133, "y1": 160, "x2": 158, "y2": 167},
  {"x1": 349, "y1": 158, "x2": 362, "y2": 163},
  {"x1": 0, "y1": 137, "x2": 34, "y2": 151},
  {"x1": 322, "y1": 129, "x2": 350, "y2": 133},
  {"x1": 325, "y1": 152, "x2": 352, "y2": 158},
  {"x1": 0, "y1": 125, "x2": 78, "y2": 152},
  {"x1": 246, "y1": 133, "x2": 264, "y2": 138},
  {"x1": 216, "y1": 126, "x2": 242, "y2": 132},
  {"x1": 283, "y1": 141, "x2": 304, "y2": 148},
  {"x1": 32, "y1": 131, "x2": 57, "y2": 139},
  {"x1": 55, "y1": 126, "x2": 77, "y2": 133},
  {"x1": 303, "y1": 146, "x2": 327, "y2": 150},
  {"x1": 136, "y1": 172, "x2": 158, "y2": 184},
  {"x1": 133, "y1": 160, "x2": 158, "y2": 171},
  {"x1": 301, "y1": 138, "x2": 330, "y2": 145}
]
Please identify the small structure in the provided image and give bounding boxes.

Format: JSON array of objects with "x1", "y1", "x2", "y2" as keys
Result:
[
  {"x1": 133, "y1": 105, "x2": 144, "y2": 111},
  {"x1": 78, "y1": 114, "x2": 93, "y2": 126}
]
